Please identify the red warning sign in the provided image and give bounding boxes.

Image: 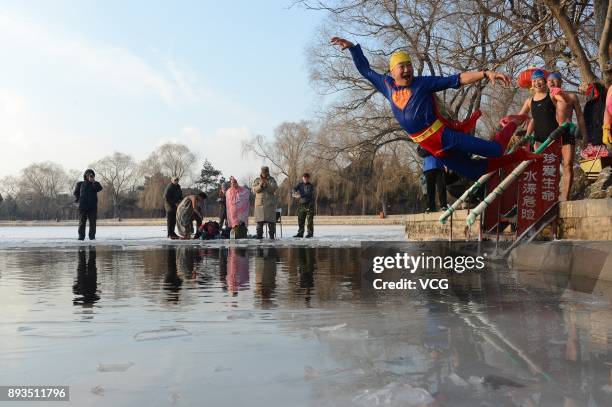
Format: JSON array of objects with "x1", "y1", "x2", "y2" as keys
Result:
[{"x1": 516, "y1": 141, "x2": 561, "y2": 235}]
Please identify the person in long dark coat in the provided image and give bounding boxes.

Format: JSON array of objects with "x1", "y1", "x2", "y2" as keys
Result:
[
  {"x1": 218, "y1": 181, "x2": 229, "y2": 228},
  {"x1": 73, "y1": 169, "x2": 103, "y2": 240},
  {"x1": 163, "y1": 177, "x2": 183, "y2": 239}
]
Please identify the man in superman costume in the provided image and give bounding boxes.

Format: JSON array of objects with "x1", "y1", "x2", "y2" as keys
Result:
[{"x1": 331, "y1": 37, "x2": 536, "y2": 180}]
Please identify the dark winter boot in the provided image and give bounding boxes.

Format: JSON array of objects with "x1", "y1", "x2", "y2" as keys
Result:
[{"x1": 268, "y1": 223, "x2": 276, "y2": 240}]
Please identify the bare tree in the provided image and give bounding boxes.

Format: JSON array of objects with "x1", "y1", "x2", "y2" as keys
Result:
[
  {"x1": 138, "y1": 153, "x2": 163, "y2": 178},
  {"x1": 91, "y1": 152, "x2": 138, "y2": 218},
  {"x1": 0, "y1": 175, "x2": 20, "y2": 199},
  {"x1": 66, "y1": 169, "x2": 82, "y2": 194},
  {"x1": 19, "y1": 162, "x2": 69, "y2": 219},
  {"x1": 21, "y1": 162, "x2": 68, "y2": 198},
  {"x1": 146, "y1": 143, "x2": 198, "y2": 184}
]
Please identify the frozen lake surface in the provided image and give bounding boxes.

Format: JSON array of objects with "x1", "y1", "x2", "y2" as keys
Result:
[
  {"x1": 0, "y1": 231, "x2": 611, "y2": 406},
  {"x1": 0, "y1": 225, "x2": 405, "y2": 249}
]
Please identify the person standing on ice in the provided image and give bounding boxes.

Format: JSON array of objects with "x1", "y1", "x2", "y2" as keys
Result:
[
  {"x1": 225, "y1": 176, "x2": 250, "y2": 238},
  {"x1": 252, "y1": 166, "x2": 278, "y2": 240},
  {"x1": 164, "y1": 176, "x2": 183, "y2": 239},
  {"x1": 292, "y1": 172, "x2": 315, "y2": 238},
  {"x1": 330, "y1": 37, "x2": 537, "y2": 180},
  {"x1": 217, "y1": 181, "x2": 229, "y2": 229},
  {"x1": 418, "y1": 147, "x2": 448, "y2": 213},
  {"x1": 73, "y1": 169, "x2": 103, "y2": 241}
]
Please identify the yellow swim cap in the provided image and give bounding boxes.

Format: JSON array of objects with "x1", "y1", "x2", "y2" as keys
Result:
[{"x1": 389, "y1": 51, "x2": 411, "y2": 72}]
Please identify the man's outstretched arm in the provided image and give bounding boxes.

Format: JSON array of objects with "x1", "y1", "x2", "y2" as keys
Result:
[
  {"x1": 424, "y1": 69, "x2": 512, "y2": 93},
  {"x1": 459, "y1": 70, "x2": 511, "y2": 87},
  {"x1": 331, "y1": 37, "x2": 389, "y2": 97}
]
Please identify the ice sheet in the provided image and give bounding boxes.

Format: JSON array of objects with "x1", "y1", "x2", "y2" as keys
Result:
[{"x1": 0, "y1": 225, "x2": 406, "y2": 250}]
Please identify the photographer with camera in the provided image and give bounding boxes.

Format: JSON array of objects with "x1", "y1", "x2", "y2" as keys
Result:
[
  {"x1": 252, "y1": 166, "x2": 278, "y2": 240},
  {"x1": 73, "y1": 169, "x2": 103, "y2": 241}
]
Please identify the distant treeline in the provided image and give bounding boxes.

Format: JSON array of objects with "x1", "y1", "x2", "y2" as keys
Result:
[{"x1": 0, "y1": 135, "x2": 427, "y2": 221}]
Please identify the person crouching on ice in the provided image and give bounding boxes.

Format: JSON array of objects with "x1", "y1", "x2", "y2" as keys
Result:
[
  {"x1": 331, "y1": 37, "x2": 538, "y2": 180},
  {"x1": 176, "y1": 192, "x2": 207, "y2": 240}
]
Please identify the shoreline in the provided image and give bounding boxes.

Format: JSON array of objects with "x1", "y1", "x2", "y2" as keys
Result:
[{"x1": 0, "y1": 215, "x2": 410, "y2": 227}]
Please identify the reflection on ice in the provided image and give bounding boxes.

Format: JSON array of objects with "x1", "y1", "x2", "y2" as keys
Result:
[
  {"x1": 96, "y1": 362, "x2": 134, "y2": 372},
  {"x1": 0, "y1": 243, "x2": 611, "y2": 406},
  {"x1": 73, "y1": 246, "x2": 99, "y2": 306},
  {"x1": 133, "y1": 328, "x2": 192, "y2": 341},
  {"x1": 353, "y1": 382, "x2": 434, "y2": 406}
]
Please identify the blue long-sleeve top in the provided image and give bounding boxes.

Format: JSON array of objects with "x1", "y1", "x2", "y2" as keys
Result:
[{"x1": 348, "y1": 44, "x2": 461, "y2": 134}]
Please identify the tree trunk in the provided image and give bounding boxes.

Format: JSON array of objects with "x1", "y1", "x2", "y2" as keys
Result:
[
  {"x1": 595, "y1": 0, "x2": 610, "y2": 39},
  {"x1": 287, "y1": 192, "x2": 292, "y2": 217},
  {"x1": 113, "y1": 195, "x2": 119, "y2": 219},
  {"x1": 361, "y1": 184, "x2": 366, "y2": 215},
  {"x1": 544, "y1": 0, "x2": 598, "y2": 85},
  {"x1": 597, "y1": 0, "x2": 612, "y2": 85}
]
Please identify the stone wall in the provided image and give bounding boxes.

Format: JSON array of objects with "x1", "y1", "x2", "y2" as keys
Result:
[
  {"x1": 557, "y1": 199, "x2": 612, "y2": 240},
  {"x1": 403, "y1": 210, "x2": 482, "y2": 241},
  {"x1": 404, "y1": 199, "x2": 612, "y2": 241}
]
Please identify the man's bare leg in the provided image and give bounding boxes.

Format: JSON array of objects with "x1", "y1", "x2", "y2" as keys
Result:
[{"x1": 560, "y1": 143, "x2": 574, "y2": 201}]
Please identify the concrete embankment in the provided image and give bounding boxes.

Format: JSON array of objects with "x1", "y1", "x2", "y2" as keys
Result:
[
  {"x1": 404, "y1": 199, "x2": 612, "y2": 241},
  {"x1": 509, "y1": 241, "x2": 612, "y2": 284}
]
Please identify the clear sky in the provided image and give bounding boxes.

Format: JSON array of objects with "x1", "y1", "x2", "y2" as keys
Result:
[{"x1": 0, "y1": 0, "x2": 323, "y2": 183}]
